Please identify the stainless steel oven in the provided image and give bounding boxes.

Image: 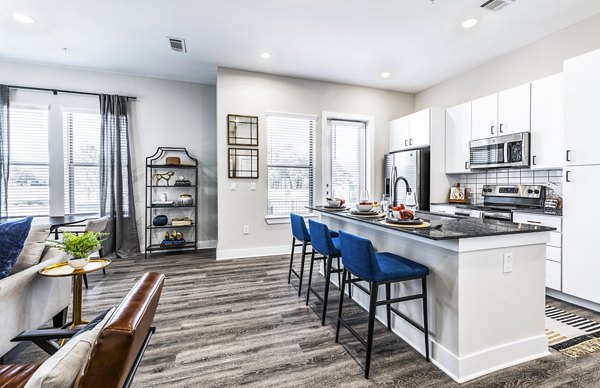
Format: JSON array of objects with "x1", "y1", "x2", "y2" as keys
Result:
[{"x1": 469, "y1": 132, "x2": 530, "y2": 169}]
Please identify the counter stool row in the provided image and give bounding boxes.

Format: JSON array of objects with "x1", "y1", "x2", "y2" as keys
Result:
[{"x1": 287, "y1": 213, "x2": 431, "y2": 379}]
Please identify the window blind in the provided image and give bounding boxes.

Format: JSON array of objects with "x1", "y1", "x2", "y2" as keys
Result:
[
  {"x1": 330, "y1": 120, "x2": 366, "y2": 204},
  {"x1": 266, "y1": 114, "x2": 315, "y2": 215},
  {"x1": 63, "y1": 111, "x2": 101, "y2": 214},
  {"x1": 7, "y1": 107, "x2": 49, "y2": 216}
]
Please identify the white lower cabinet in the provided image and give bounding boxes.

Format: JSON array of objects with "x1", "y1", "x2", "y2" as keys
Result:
[
  {"x1": 512, "y1": 212, "x2": 562, "y2": 291},
  {"x1": 562, "y1": 165, "x2": 600, "y2": 304}
]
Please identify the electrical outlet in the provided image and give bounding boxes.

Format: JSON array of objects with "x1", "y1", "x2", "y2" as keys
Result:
[
  {"x1": 230, "y1": 182, "x2": 237, "y2": 191},
  {"x1": 503, "y1": 253, "x2": 513, "y2": 273},
  {"x1": 243, "y1": 225, "x2": 250, "y2": 234},
  {"x1": 250, "y1": 182, "x2": 256, "y2": 191}
]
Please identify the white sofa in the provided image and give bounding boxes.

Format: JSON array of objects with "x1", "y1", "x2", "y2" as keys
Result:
[{"x1": 0, "y1": 247, "x2": 71, "y2": 358}]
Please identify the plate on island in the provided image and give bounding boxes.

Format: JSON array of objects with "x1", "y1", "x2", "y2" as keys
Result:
[
  {"x1": 323, "y1": 205, "x2": 347, "y2": 211},
  {"x1": 350, "y1": 210, "x2": 382, "y2": 216},
  {"x1": 385, "y1": 217, "x2": 424, "y2": 225}
]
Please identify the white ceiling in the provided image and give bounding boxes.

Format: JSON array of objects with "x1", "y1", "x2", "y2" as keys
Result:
[{"x1": 1, "y1": 0, "x2": 600, "y2": 93}]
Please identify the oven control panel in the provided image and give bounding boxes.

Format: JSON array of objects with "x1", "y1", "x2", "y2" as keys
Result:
[{"x1": 482, "y1": 185, "x2": 544, "y2": 198}]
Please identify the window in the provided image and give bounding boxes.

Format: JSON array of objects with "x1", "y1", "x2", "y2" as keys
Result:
[
  {"x1": 3, "y1": 91, "x2": 101, "y2": 218},
  {"x1": 266, "y1": 113, "x2": 315, "y2": 216},
  {"x1": 63, "y1": 111, "x2": 101, "y2": 214},
  {"x1": 329, "y1": 120, "x2": 367, "y2": 204},
  {"x1": 7, "y1": 106, "x2": 49, "y2": 216}
]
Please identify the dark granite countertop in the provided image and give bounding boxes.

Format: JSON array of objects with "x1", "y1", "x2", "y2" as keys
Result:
[{"x1": 309, "y1": 206, "x2": 555, "y2": 241}]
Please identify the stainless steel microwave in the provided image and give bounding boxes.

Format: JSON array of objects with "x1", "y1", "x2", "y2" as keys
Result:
[{"x1": 469, "y1": 132, "x2": 530, "y2": 169}]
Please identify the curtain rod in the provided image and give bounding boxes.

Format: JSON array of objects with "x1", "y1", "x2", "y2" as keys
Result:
[{"x1": 6, "y1": 84, "x2": 137, "y2": 101}]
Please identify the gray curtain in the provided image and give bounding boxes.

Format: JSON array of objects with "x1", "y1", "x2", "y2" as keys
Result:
[
  {"x1": 99, "y1": 94, "x2": 140, "y2": 257},
  {"x1": 0, "y1": 85, "x2": 9, "y2": 218}
]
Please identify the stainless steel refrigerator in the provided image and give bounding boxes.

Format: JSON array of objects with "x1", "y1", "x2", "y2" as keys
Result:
[{"x1": 384, "y1": 148, "x2": 430, "y2": 211}]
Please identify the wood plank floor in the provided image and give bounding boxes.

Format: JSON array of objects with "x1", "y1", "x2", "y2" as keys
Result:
[{"x1": 5, "y1": 250, "x2": 600, "y2": 387}]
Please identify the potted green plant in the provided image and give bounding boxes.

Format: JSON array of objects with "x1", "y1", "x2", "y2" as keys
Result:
[{"x1": 50, "y1": 231, "x2": 108, "y2": 269}]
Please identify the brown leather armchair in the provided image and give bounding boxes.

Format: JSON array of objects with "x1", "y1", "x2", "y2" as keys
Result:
[{"x1": 0, "y1": 272, "x2": 165, "y2": 388}]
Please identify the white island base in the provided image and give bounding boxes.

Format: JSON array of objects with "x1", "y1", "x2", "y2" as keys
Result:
[{"x1": 321, "y1": 214, "x2": 550, "y2": 383}]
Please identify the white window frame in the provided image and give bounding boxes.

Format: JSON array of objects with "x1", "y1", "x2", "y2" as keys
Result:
[
  {"x1": 8, "y1": 89, "x2": 100, "y2": 217},
  {"x1": 265, "y1": 111, "x2": 317, "y2": 222},
  {"x1": 321, "y1": 111, "x2": 374, "y2": 204}
]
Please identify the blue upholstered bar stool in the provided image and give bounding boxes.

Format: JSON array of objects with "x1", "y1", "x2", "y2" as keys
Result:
[
  {"x1": 336, "y1": 230, "x2": 430, "y2": 379},
  {"x1": 287, "y1": 213, "x2": 338, "y2": 297},
  {"x1": 306, "y1": 219, "x2": 343, "y2": 325}
]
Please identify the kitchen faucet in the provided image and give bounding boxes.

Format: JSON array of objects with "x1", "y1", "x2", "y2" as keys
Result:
[{"x1": 393, "y1": 176, "x2": 413, "y2": 207}]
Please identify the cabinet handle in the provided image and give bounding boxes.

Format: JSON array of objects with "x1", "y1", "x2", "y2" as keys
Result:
[
  {"x1": 566, "y1": 170, "x2": 571, "y2": 182},
  {"x1": 499, "y1": 123, "x2": 503, "y2": 133},
  {"x1": 464, "y1": 161, "x2": 469, "y2": 170},
  {"x1": 532, "y1": 155, "x2": 536, "y2": 165},
  {"x1": 404, "y1": 139, "x2": 408, "y2": 147},
  {"x1": 491, "y1": 125, "x2": 495, "y2": 135},
  {"x1": 566, "y1": 150, "x2": 571, "y2": 162},
  {"x1": 409, "y1": 138, "x2": 413, "y2": 146},
  {"x1": 527, "y1": 220, "x2": 541, "y2": 224}
]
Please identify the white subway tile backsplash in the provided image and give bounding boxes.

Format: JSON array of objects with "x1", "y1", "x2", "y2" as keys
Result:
[{"x1": 457, "y1": 168, "x2": 562, "y2": 204}]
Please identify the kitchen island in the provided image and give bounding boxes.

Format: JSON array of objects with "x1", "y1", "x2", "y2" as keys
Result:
[{"x1": 309, "y1": 207, "x2": 554, "y2": 383}]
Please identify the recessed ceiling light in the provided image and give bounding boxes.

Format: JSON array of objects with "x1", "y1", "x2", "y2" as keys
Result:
[
  {"x1": 13, "y1": 13, "x2": 35, "y2": 24},
  {"x1": 380, "y1": 72, "x2": 391, "y2": 79},
  {"x1": 261, "y1": 52, "x2": 272, "y2": 59},
  {"x1": 461, "y1": 18, "x2": 478, "y2": 29}
]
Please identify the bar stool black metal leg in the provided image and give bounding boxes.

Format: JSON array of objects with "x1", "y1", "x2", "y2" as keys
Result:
[
  {"x1": 336, "y1": 269, "x2": 347, "y2": 343},
  {"x1": 336, "y1": 256, "x2": 341, "y2": 287},
  {"x1": 287, "y1": 237, "x2": 296, "y2": 284},
  {"x1": 102, "y1": 268, "x2": 106, "y2": 275},
  {"x1": 83, "y1": 274, "x2": 88, "y2": 289},
  {"x1": 321, "y1": 255, "x2": 333, "y2": 326},
  {"x1": 348, "y1": 273, "x2": 352, "y2": 300},
  {"x1": 297, "y1": 241, "x2": 307, "y2": 297},
  {"x1": 422, "y1": 277, "x2": 430, "y2": 362},
  {"x1": 306, "y1": 250, "x2": 316, "y2": 305},
  {"x1": 386, "y1": 283, "x2": 391, "y2": 330},
  {"x1": 365, "y1": 281, "x2": 379, "y2": 379}
]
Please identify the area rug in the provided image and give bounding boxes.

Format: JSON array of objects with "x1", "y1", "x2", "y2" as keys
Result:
[{"x1": 545, "y1": 305, "x2": 600, "y2": 358}]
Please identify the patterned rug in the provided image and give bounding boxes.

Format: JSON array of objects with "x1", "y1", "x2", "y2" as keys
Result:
[{"x1": 545, "y1": 305, "x2": 600, "y2": 358}]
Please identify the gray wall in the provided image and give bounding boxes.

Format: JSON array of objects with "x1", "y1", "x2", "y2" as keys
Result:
[
  {"x1": 415, "y1": 13, "x2": 600, "y2": 110},
  {"x1": 0, "y1": 59, "x2": 218, "y2": 249},
  {"x1": 216, "y1": 68, "x2": 413, "y2": 259}
]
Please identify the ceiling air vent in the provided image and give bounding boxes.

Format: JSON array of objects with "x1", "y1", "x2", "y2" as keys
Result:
[
  {"x1": 168, "y1": 37, "x2": 187, "y2": 53},
  {"x1": 480, "y1": 0, "x2": 515, "y2": 12}
]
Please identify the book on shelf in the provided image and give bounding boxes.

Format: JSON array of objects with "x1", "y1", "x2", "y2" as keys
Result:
[
  {"x1": 171, "y1": 217, "x2": 193, "y2": 226},
  {"x1": 152, "y1": 201, "x2": 174, "y2": 206}
]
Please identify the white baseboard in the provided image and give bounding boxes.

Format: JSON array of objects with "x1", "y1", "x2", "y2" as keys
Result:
[
  {"x1": 216, "y1": 244, "x2": 289, "y2": 260},
  {"x1": 547, "y1": 289, "x2": 600, "y2": 313}
]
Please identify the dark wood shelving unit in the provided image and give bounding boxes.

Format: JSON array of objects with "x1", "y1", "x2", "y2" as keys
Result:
[{"x1": 145, "y1": 147, "x2": 198, "y2": 257}]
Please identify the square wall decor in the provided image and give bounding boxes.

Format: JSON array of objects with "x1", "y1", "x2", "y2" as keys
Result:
[
  {"x1": 228, "y1": 114, "x2": 258, "y2": 146},
  {"x1": 228, "y1": 148, "x2": 258, "y2": 178}
]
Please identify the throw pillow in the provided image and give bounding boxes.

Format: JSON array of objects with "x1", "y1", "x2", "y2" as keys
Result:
[
  {"x1": 24, "y1": 307, "x2": 116, "y2": 388},
  {"x1": 0, "y1": 217, "x2": 33, "y2": 279},
  {"x1": 9, "y1": 223, "x2": 51, "y2": 275}
]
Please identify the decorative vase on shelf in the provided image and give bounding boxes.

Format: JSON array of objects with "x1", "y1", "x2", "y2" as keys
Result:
[
  {"x1": 153, "y1": 215, "x2": 168, "y2": 226},
  {"x1": 160, "y1": 193, "x2": 168, "y2": 202},
  {"x1": 68, "y1": 256, "x2": 90, "y2": 269}
]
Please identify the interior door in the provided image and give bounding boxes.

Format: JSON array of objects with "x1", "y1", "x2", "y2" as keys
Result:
[
  {"x1": 498, "y1": 83, "x2": 531, "y2": 135},
  {"x1": 471, "y1": 93, "x2": 498, "y2": 141},
  {"x1": 445, "y1": 102, "x2": 472, "y2": 173},
  {"x1": 562, "y1": 165, "x2": 600, "y2": 304}
]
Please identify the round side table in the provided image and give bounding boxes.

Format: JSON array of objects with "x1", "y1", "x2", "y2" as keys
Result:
[{"x1": 39, "y1": 259, "x2": 111, "y2": 328}]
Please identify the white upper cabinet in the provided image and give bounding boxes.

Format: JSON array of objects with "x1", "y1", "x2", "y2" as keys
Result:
[
  {"x1": 389, "y1": 116, "x2": 410, "y2": 152},
  {"x1": 530, "y1": 73, "x2": 564, "y2": 170},
  {"x1": 389, "y1": 108, "x2": 431, "y2": 152},
  {"x1": 471, "y1": 82, "x2": 531, "y2": 141},
  {"x1": 409, "y1": 108, "x2": 431, "y2": 148},
  {"x1": 445, "y1": 102, "x2": 472, "y2": 174},
  {"x1": 471, "y1": 94, "x2": 497, "y2": 141},
  {"x1": 498, "y1": 83, "x2": 531, "y2": 135},
  {"x1": 564, "y1": 48, "x2": 600, "y2": 166}
]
